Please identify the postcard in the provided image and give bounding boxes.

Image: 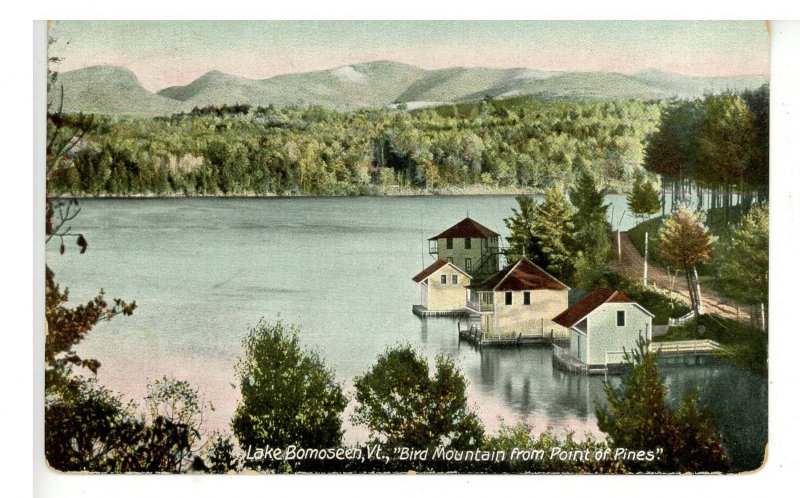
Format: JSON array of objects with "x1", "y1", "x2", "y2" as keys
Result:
[{"x1": 41, "y1": 20, "x2": 769, "y2": 475}]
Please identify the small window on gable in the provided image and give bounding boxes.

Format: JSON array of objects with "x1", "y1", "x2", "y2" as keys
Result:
[
  {"x1": 452, "y1": 274, "x2": 458, "y2": 285},
  {"x1": 617, "y1": 310, "x2": 626, "y2": 327},
  {"x1": 505, "y1": 292, "x2": 513, "y2": 305},
  {"x1": 446, "y1": 238, "x2": 453, "y2": 249},
  {"x1": 465, "y1": 238, "x2": 472, "y2": 249},
  {"x1": 440, "y1": 274, "x2": 447, "y2": 285},
  {"x1": 523, "y1": 291, "x2": 531, "y2": 305}
]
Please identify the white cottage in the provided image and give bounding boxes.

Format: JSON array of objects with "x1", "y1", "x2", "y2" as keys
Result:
[
  {"x1": 466, "y1": 258, "x2": 570, "y2": 339},
  {"x1": 552, "y1": 288, "x2": 654, "y2": 373},
  {"x1": 412, "y1": 260, "x2": 471, "y2": 314}
]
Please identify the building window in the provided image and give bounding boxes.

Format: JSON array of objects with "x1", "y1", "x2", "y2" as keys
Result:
[
  {"x1": 446, "y1": 238, "x2": 453, "y2": 249},
  {"x1": 440, "y1": 275, "x2": 447, "y2": 285},
  {"x1": 523, "y1": 291, "x2": 531, "y2": 305},
  {"x1": 505, "y1": 292, "x2": 513, "y2": 305},
  {"x1": 617, "y1": 310, "x2": 626, "y2": 327},
  {"x1": 465, "y1": 238, "x2": 472, "y2": 249},
  {"x1": 465, "y1": 258, "x2": 472, "y2": 272},
  {"x1": 447, "y1": 257, "x2": 453, "y2": 264},
  {"x1": 451, "y1": 274, "x2": 458, "y2": 285}
]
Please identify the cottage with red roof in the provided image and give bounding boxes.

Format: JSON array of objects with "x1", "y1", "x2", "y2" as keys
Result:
[
  {"x1": 428, "y1": 218, "x2": 501, "y2": 280},
  {"x1": 412, "y1": 260, "x2": 472, "y2": 315},
  {"x1": 466, "y1": 258, "x2": 570, "y2": 339},
  {"x1": 552, "y1": 288, "x2": 654, "y2": 373}
]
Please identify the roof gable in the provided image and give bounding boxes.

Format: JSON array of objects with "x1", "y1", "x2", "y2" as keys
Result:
[
  {"x1": 469, "y1": 258, "x2": 569, "y2": 292},
  {"x1": 429, "y1": 218, "x2": 500, "y2": 240},
  {"x1": 412, "y1": 260, "x2": 470, "y2": 283},
  {"x1": 553, "y1": 288, "x2": 651, "y2": 328}
]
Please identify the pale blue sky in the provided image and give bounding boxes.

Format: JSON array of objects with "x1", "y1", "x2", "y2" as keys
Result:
[{"x1": 48, "y1": 20, "x2": 770, "y2": 92}]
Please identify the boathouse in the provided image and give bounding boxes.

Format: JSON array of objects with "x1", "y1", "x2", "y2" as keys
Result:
[
  {"x1": 428, "y1": 218, "x2": 501, "y2": 281},
  {"x1": 552, "y1": 288, "x2": 654, "y2": 373},
  {"x1": 412, "y1": 260, "x2": 472, "y2": 315},
  {"x1": 465, "y1": 258, "x2": 570, "y2": 339}
]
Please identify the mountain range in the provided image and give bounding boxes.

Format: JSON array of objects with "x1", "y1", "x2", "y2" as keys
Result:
[{"x1": 50, "y1": 61, "x2": 768, "y2": 115}]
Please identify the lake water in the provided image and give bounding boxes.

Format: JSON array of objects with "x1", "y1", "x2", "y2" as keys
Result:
[{"x1": 45, "y1": 195, "x2": 766, "y2": 471}]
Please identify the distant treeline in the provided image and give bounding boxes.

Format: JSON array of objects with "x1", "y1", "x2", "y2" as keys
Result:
[
  {"x1": 643, "y1": 85, "x2": 769, "y2": 212},
  {"x1": 47, "y1": 90, "x2": 767, "y2": 197}
]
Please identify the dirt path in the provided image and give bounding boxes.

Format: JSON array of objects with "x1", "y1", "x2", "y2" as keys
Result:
[{"x1": 608, "y1": 232, "x2": 751, "y2": 322}]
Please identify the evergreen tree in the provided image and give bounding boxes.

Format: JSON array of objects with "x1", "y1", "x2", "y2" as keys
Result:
[
  {"x1": 569, "y1": 171, "x2": 611, "y2": 288},
  {"x1": 503, "y1": 195, "x2": 538, "y2": 261},
  {"x1": 716, "y1": 203, "x2": 769, "y2": 306},
  {"x1": 569, "y1": 170, "x2": 609, "y2": 230},
  {"x1": 695, "y1": 93, "x2": 756, "y2": 216},
  {"x1": 627, "y1": 176, "x2": 661, "y2": 222},
  {"x1": 531, "y1": 186, "x2": 576, "y2": 282},
  {"x1": 596, "y1": 339, "x2": 729, "y2": 473}
]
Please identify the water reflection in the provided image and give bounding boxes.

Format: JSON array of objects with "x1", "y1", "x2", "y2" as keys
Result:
[
  {"x1": 54, "y1": 196, "x2": 760, "y2": 471},
  {"x1": 415, "y1": 317, "x2": 765, "y2": 470}
]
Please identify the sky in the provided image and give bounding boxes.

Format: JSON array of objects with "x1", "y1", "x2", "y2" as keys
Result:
[{"x1": 48, "y1": 20, "x2": 770, "y2": 93}]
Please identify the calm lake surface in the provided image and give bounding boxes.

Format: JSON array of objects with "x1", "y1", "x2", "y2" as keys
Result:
[{"x1": 45, "y1": 195, "x2": 766, "y2": 470}]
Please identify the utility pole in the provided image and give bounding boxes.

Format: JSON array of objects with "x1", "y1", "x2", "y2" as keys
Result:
[
  {"x1": 643, "y1": 231, "x2": 648, "y2": 286},
  {"x1": 616, "y1": 208, "x2": 626, "y2": 262},
  {"x1": 693, "y1": 267, "x2": 703, "y2": 315}
]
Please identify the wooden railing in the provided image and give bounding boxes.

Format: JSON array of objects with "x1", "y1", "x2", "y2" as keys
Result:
[
  {"x1": 668, "y1": 310, "x2": 696, "y2": 326},
  {"x1": 649, "y1": 339, "x2": 725, "y2": 355}
]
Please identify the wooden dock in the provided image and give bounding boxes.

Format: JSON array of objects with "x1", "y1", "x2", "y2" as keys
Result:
[
  {"x1": 412, "y1": 305, "x2": 471, "y2": 318},
  {"x1": 458, "y1": 323, "x2": 568, "y2": 348},
  {"x1": 553, "y1": 339, "x2": 728, "y2": 375},
  {"x1": 649, "y1": 339, "x2": 727, "y2": 356}
]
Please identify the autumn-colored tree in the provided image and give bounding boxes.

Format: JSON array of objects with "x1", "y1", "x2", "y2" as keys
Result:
[
  {"x1": 352, "y1": 346, "x2": 484, "y2": 453},
  {"x1": 45, "y1": 267, "x2": 136, "y2": 378},
  {"x1": 596, "y1": 339, "x2": 729, "y2": 473},
  {"x1": 657, "y1": 208, "x2": 715, "y2": 315}
]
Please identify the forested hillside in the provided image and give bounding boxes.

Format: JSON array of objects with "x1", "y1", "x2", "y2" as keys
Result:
[{"x1": 48, "y1": 98, "x2": 663, "y2": 196}]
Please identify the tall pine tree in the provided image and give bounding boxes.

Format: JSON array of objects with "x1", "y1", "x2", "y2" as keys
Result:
[
  {"x1": 504, "y1": 195, "x2": 538, "y2": 262},
  {"x1": 531, "y1": 187, "x2": 576, "y2": 282}
]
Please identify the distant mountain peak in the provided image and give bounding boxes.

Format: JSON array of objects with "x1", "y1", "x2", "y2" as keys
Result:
[{"x1": 54, "y1": 61, "x2": 769, "y2": 115}]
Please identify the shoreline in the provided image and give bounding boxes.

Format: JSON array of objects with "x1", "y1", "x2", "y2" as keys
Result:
[{"x1": 48, "y1": 185, "x2": 630, "y2": 200}]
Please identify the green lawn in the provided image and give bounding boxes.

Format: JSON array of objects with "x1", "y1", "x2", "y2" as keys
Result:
[{"x1": 605, "y1": 274, "x2": 691, "y2": 325}]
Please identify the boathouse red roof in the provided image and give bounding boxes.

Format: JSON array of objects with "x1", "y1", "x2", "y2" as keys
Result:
[
  {"x1": 429, "y1": 218, "x2": 499, "y2": 240},
  {"x1": 468, "y1": 258, "x2": 569, "y2": 292},
  {"x1": 553, "y1": 288, "x2": 637, "y2": 328},
  {"x1": 412, "y1": 260, "x2": 471, "y2": 283}
]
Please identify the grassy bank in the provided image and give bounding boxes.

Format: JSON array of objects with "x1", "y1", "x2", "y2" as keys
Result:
[
  {"x1": 612, "y1": 276, "x2": 691, "y2": 325},
  {"x1": 654, "y1": 314, "x2": 767, "y2": 378}
]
